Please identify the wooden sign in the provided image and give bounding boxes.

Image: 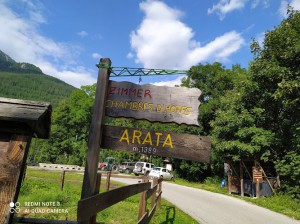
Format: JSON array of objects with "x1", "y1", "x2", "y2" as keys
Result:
[
  {"x1": 252, "y1": 166, "x2": 263, "y2": 183},
  {"x1": 105, "y1": 81, "x2": 201, "y2": 126},
  {"x1": 101, "y1": 125, "x2": 211, "y2": 163}
]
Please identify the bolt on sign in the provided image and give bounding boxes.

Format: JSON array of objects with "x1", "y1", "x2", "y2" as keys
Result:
[
  {"x1": 101, "y1": 125, "x2": 211, "y2": 163},
  {"x1": 105, "y1": 81, "x2": 201, "y2": 126}
]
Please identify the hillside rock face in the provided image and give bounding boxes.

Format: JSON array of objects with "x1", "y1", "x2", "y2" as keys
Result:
[{"x1": 0, "y1": 50, "x2": 42, "y2": 74}]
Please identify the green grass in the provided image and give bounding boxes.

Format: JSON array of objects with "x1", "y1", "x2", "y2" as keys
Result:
[
  {"x1": 172, "y1": 177, "x2": 228, "y2": 194},
  {"x1": 19, "y1": 170, "x2": 300, "y2": 222},
  {"x1": 172, "y1": 176, "x2": 300, "y2": 220},
  {"x1": 17, "y1": 170, "x2": 197, "y2": 223},
  {"x1": 242, "y1": 194, "x2": 300, "y2": 220}
]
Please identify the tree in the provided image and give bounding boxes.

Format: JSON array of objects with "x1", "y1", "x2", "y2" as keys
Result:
[
  {"x1": 211, "y1": 73, "x2": 275, "y2": 165},
  {"x1": 178, "y1": 63, "x2": 247, "y2": 178},
  {"x1": 182, "y1": 63, "x2": 246, "y2": 135},
  {"x1": 28, "y1": 86, "x2": 95, "y2": 165},
  {"x1": 248, "y1": 8, "x2": 300, "y2": 199}
]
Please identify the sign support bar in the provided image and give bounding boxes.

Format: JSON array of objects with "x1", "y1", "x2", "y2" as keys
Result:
[{"x1": 81, "y1": 58, "x2": 111, "y2": 202}]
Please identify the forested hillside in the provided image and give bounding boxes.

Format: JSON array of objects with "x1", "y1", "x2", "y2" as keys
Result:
[
  {"x1": 0, "y1": 51, "x2": 76, "y2": 107},
  {"x1": 0, "y1": 50, "x2": 42, "y2": 74}
]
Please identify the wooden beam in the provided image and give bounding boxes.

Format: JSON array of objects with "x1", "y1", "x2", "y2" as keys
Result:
[
  {"x1": 14, "y1": 217, "x2": 80, "y2": 224},
  {"x1": 227, "y1": 159, "x2": 231, "y2": 194},
  {"x1": 60, "y1": 170, "x2": 66, "y2": 191},
  {"x1": 80, "y1": 58, "x2": 111, "y2": 202},
  {"x1": 0, "y1": 134, "x2": 31, "y2": 224},
  {"x1": 240, "y1": 161, "x2": 244, "y2": 197},
  {"x1": 14, "y1": 217, "x2": 105, "y2": 224},
  {"x1": 138, "y1": 179, "x2": 148, "y2": 221},
  {"x1": 241, "y1": 160, "x2": 252, "y2": 180},
  {"x1": 0, "y1": 98, "x2": 51, "y2": 138},
  {"x1": 77, "y1": 182, "x2": 151, "y2": 221},
  {"x1": 101, "y1": 125, "x2": 211, "y2": 163},
  {"x1": 256, "y1": 161, "x2": 275, "y2": 193}
]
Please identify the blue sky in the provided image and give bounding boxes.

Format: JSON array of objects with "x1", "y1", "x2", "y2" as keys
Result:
[{"x1": 0, "y1": 0, "x2": 299, "y2": 88}]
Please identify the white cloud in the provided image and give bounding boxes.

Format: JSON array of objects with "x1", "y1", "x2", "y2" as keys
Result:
[
  {"x1": 279, "y1": 0, "x2": 300, "y2": 18},
  {"x1": 0, "y1": 1, "x2": 96, "y2": 88},
  {"x1": 20, "y1": 0, "x2": 46, "y2": 24},
  {"x1": 251, "y1": 0, "x2": 269, "y2": 9},
  {"x1": 77, "y1": 30, "x2": 88, "y2": 38},
  {"x1": 150, "y1": 76, "x2": 185, "y2": 87},
  {"x1": 292, "y1": 0, "x2": 300, "y2": 8},
  {"x1": 92, "y1": 53, "x2": 102, "y2": 59},
  {"x1": 38, "y1": 61, "x2": 96, "y2": 88},
  {"x1": 208, "y1": 0, "x2": 247, "y2": 20},
  {"x1": 127, "y1": 52, "x2": 134, "y2": 59},
  {"x1": 129, "y1": 0, "x2": 244, "y2": 69},
  {"x1": 279, "y1": 0, "x2": 289, "y2": 17}
]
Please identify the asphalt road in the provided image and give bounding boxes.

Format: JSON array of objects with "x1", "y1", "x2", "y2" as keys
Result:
[{"x1": 111, "y1": 176, "x2": 300, "y2": 224}]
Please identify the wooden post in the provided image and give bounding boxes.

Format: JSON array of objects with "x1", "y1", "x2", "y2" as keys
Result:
[
  {"x1": 0, "y1": 135, "x2": 31, "y2": 224},
  {"x1": 254, "y1": 161, "x2": 260, "y2": 198},
  {"x1": 158, "y1": 178, "x2": 162, "y2": 209},
  {"x1": 95, "y1": 172, "x2": 101, "y2": 194},
  {"x1": 256, "y1": 182, "x2": 260, "y2": 198},
  {"x1": 138, "y1": 179, "x2": 147, "y2": 220},
  {"x1": 151, "y1": 178, "x2": 158, "y2": 209},
  {"x1": 90, "y1": 173, "x2": 102, "y2": 224},
  {"x1": 106, "y1": 171, "x2": 111, "y2": 192},
  {"x1": 240, "y1": 160, "x2": 244, "y2": 197},
  {"x1": 81, "y1": 58, "x2": 111, "y2": 202},
  {"x1": 60, "y1": 170, "x2": 65, "y2": 191},
  {"x1": 227, "y1": 159, "x2": 231, "y2": 194}
]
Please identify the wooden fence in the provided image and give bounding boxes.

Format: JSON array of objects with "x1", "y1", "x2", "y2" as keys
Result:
[
  {"x1": 24, "y1": 169, "x2": 142, "y2": 192},
  {"x1": 13, "y1": 169, "x2": 163, "y2": 224},
  {"x1": 77, "y1": 177, "x2": 162, "y2": 224}
]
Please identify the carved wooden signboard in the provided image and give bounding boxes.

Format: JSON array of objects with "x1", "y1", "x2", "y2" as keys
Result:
[
  {"x1": 253, "y1": 166, "x2": 263, "y2": 183},
  {"x1": 101, "y1": 125, "x2": 211, "y2": 163},
  {"x1": 105, "y1": 81, "x2": 201, "y2": 126}
]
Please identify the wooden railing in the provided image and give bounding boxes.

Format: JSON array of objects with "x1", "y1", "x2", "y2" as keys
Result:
[
  {"x1": 77, "y1": 177, "x2": 163, "y2": 224},
  {"x1": 13, "y1": 169, "x2": 163, "y2": 224},
  {"x1": 137, "y1": 178, "x2": 162, "y2": 224}
]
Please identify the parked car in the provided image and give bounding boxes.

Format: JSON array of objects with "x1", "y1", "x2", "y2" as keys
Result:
[
  {"x1": 149, "y1": 167, "x2": 174, "y2": 180},
  {"x1": 133, "y1": 162, "x2": 155, "y2": 176},
  {"x1": 118, "y1": 162, "x2": 136, "y2": 174}
]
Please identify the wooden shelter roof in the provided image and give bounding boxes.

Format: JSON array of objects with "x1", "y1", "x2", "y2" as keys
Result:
[{"x1": 0, "y1": 97, "x2": 51, "y2": 138}]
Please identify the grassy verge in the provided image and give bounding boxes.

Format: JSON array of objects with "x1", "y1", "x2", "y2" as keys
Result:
[
  {"x1": 16, "y1": 169, "x2": 197, "y2": 224},
  {"x1": 172, "y1": 176, "x2": 300, "y2": 220},
  {"x1": 172, "y1": 177, "x2": 228, "y2": 194},
  {"x1": 242, "y1": 194, "x2": 300, "y2": 220}
]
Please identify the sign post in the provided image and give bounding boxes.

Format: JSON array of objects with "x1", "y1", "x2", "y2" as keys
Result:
[
  {"x1": 80, "y1": 58, "x2": 111, "y2": 201},
  {"x1": 79, "y1": 58, "x2": 211, "y2": 223},
  {"x1": 253, "y1": 165, "x2": 263, "y2": 198}
]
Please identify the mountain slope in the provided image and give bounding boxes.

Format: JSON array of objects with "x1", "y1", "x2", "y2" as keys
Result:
[
  {"x1": 0, "y1": 50, "x2": 42, "y2": 74},
  {"x1": 0, "y1": 50, "x2": 76, "y2": 107}
]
